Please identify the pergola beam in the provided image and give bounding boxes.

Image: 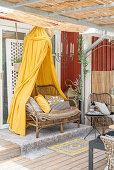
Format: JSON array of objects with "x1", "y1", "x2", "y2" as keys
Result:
[
  {"x1": 0, "y1": 0, "x2": 114, "y2": 33},
  {"x1": 101, "y1": 23, "x2": 114, "y2": 27},
  {"x1": 85, "y1": 31, "x2": 107, "y2": 54},
  {"x1": 50, "y1": 2, "x2": 114, "y2": 16},
  {"x1": 13, "y1": 0, "x2": 45, "y2": 7},
  {"x1": 81, "y1": 15, "x2": 114, "y2": 22}
]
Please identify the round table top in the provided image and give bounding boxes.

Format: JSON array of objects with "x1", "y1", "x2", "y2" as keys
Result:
[
  {"x1": 86, "y1": 111, "x2": 105, "y2": 117},
  {"x1": 109, "y1": 124, "x2": 114, "y2": 129}
]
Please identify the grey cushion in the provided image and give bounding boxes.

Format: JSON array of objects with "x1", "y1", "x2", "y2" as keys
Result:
[
  {"x1": 51, "y1": 101, "x2": 70, "y2": 110},
  {"x1": 26, "y1": 102, "x2": 32, "y2": 113},
  {"x1": 28, "y1": 97, "x2": 42, "y2": 112}
]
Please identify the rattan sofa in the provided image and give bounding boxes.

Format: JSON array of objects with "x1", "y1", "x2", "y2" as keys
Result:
[
  {"x1": 26, "y1": 85, "x2": 81, "y2": 138},
  {"x1": 90, "y1": 93, "x2": 113, "y2": 134}
]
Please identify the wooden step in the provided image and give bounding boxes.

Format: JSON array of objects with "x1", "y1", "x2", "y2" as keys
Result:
[{"x1": 0, "y1": 139, "x2": 21, "y2": 161}]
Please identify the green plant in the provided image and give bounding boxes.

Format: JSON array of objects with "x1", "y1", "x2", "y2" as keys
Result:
[
  {"x1": 11, "y1": 57, "x2": 22, "y2": 63},
  {"x1": 78, "y1": 35, "x2": 89, "y2": 76},
  {"x1": 73, "y1": 35, "x2": 89, "y2": 103},
  {"x1": 73, "y1": 75, "x2": 82, "y2": 103}
]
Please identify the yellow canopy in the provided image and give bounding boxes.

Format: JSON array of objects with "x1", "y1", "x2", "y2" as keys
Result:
[{"x1": 7, "y1": 26, "x2": 66, "y2": 136}]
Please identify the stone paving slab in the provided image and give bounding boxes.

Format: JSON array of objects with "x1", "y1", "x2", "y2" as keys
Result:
[{"x1": 0, "y1": 123, "x2": 92, "y2": 154}]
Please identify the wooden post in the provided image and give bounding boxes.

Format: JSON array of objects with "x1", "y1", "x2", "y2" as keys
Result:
[{"x1": 60, "y1": 123, "x2": 64, "y2": 133}]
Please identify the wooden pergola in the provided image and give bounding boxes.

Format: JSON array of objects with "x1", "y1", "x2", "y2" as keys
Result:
[
  {"x1": 0, "y1": 0, "x2": 114, "y2": 33},
  {"x1": 0, "y1": 0, "x2": 114, "y2": 122}
]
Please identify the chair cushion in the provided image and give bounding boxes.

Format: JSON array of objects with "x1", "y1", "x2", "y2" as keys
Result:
[
  {"x1": 51, "y1": 101, "x2": 70, "y2": 110},
  {"x1": 34, "y1": 94, "x2": 51, "y2": 113},
  {"x1": 45, "y1": 95, "x2": 64, "y2": 105},
  {"x1": 95, "y1": 102, "x2": 110, "y2": 115},
  {"x1": 35, "y1": 107, "x2": 80, "y2": 120},
  {"x1": 28, "y1": 97, "x2": 42, "y2": 112}
]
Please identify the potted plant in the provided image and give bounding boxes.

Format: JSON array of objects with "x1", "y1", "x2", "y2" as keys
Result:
[{"x1": 13, "y1": 58, "x2": 22, "y2": 72}]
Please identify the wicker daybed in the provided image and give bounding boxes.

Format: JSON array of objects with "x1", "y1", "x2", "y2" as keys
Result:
[{"x1": 26, "y1": 85, "x2": 81, "y2": 138}]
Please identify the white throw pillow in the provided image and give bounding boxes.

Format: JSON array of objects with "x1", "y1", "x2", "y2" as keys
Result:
[{"x1": 95, "y1": 102, "x2": 110, "y2": 115}]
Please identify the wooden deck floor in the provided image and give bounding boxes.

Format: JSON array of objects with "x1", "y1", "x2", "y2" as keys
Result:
[
  {"x1": 0, "y1": 139, "x2": 21, "y2": 161},
  {"x1": 0, "y1": 148, "x2": 107, "y2": 170}
]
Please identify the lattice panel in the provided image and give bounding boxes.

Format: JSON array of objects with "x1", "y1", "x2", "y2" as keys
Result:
[{"x1": 10, "y1": 41, "x2": 23, "y2": 94}]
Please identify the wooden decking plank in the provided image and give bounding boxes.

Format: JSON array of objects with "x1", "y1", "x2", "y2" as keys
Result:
[
  {"x1": 95, "y1": 164, "x2": 107, "y2": 170},
  {"x1": 55, "y1": 149, "x2": 105, "y2": 170},
  {"x1": 14, "y1": 152, "x2": 66, "y2": 169},
  {"x1": 74, "y1": 151, "x2": 106, "y2": 170},
  {"x1": 0, "y1": 156, "x2": 30, "y2": 169},
  {"x1": 34, "y1": 151, "x2": 61, "y2": 161},
  {"x1": 0, "y1": 140, "x2": 19, "y2": 148},
  {"x1": 94, "y1": 159, "x2": 107, "y2": 169},
  {"x1": 41, "y1": 151, "x2": 88, "y2": 170},
  {"x1": 0, "y1": 156, "x2": 25, "y2": 166}
]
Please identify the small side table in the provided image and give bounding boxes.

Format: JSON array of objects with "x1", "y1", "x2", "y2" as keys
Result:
[{"x1": 84, "y1": 112, "x2": 106, "y2": 139}]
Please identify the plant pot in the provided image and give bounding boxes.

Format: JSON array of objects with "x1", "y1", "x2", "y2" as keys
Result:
[{"x1": 14, "y1": 62, "x2": 21, "y2": 72}]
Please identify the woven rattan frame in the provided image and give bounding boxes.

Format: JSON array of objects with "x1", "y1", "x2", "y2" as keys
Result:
[
  {"x1": 26, "y1": 85, "x2": 80, "y2": 138},
  {"x1": 100, "y1": 135, "x2": 114, "y2": 170},
  {"x1": 90, "y1": 93, "x2": 113, "y2": 134}
]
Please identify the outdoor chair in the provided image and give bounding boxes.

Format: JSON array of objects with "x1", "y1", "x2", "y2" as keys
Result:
[
  {"x1": 89, "y1": 93, "x2": 113, "y2": 134},
  {"x1": 26, "y1": 85, "x2": 80, "y2": 138},
  {"x1": 100, "y1": 135, "x2": 114, "y2": 170}
]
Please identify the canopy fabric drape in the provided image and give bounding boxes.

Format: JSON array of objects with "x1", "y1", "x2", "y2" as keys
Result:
[{"x1": 7, "y1": 26, "x2": 66, "y2": 136}]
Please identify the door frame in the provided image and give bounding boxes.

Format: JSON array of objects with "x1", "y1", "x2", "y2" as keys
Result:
[{"x1": 0, "y1": 20, "x2": 32, "y2": 129}]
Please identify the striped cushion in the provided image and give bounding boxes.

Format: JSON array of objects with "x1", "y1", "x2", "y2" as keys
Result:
[
  {"x1": 51, "y1": 101, "x2": 70, "y2": 110},
  {"x1": 28, "y1": 97, "x2": 42, "y2": 112}
]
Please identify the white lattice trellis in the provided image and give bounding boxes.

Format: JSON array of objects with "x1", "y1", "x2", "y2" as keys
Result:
[{"x1": 6, "y1": 39, "x2": 24, "y2": 111}]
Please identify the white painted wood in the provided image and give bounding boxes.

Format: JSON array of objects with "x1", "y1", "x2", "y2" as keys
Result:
[
  {"x1": 6, "y1": 39, "x2": 24, "y2": 112},
  {"x1": 0, "y1": 19, "x2": 30, "y2": 128},
  {"x1": 0, "y1": 28, "x2": 3, "y2": 128},
  {"x1": 0, "y1": 19, "x2": 33, "y2": 30},
  {"x1": 83, "y1": 34, "x2": 92, "y2": 125},
  {"x1": 54, "y1": 30, "x2": 61, "y2": 86}
]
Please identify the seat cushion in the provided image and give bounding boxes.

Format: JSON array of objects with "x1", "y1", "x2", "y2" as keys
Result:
[
  {"x1": 35, "y1": 107, "x2": 80, "y2": 120},
  {"x1": 34, "y1": 94, "x2": 51, "y2": 113}
]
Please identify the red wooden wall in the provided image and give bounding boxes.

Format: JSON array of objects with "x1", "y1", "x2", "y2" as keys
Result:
[
  {"x1": 61, "y1": 32, "x2": 81, "y2": 92},
  {"x1": 92, "y1": 36, "x2": 114, "y2": 71}
]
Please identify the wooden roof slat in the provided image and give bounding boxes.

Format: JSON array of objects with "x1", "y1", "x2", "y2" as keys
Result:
[
  {"x1": 63, "y1": 7, "x2": 114, "y2": 20},
  {"x1": 26, "y1": 0, "x2": 103, "y2": 13},
  {"x1": 81, "y1": 15, "x2": 114, "y2": 22},
  {"x1": 51, "y1": 2, "x2": 114, "y2": 16},
  {"x1": 14, "y1": 0, "x2": 46, "y2": 7},
  {"x1": 90, "y1": 19, "x2": 114, "y2": 25}
]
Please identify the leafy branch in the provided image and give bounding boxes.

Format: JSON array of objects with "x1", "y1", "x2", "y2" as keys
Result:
[
  {"x1": 73, "y1": 35, "x2": 89, "y2": 103},
  {"x1": 11, "y1": 57, "x2": 22, "y2": 63}
]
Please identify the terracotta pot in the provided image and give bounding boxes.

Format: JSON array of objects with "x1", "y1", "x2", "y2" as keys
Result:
[{"x1": 14, "y1": 62, "x2": 21, "y2": 72}]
